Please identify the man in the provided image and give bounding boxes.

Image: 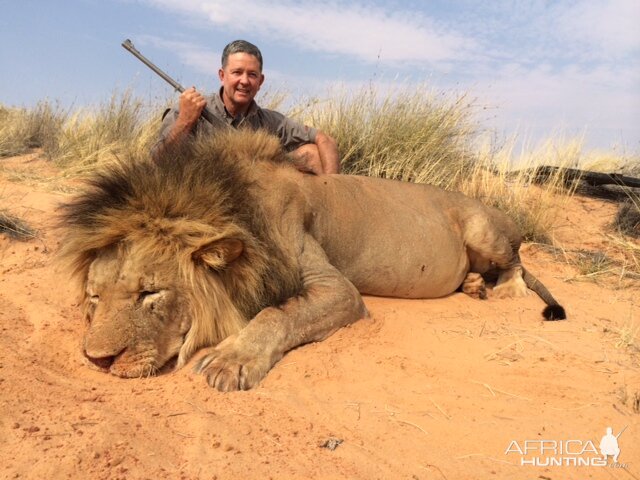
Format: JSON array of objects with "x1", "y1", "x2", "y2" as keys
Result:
[{"x1": 154, "y1": 40, "x2": 340, "y2": 175}]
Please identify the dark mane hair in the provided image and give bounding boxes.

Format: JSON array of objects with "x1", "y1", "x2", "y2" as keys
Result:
[{"x1": 59, "y1": 130, "x2": 302, "y2": 362}]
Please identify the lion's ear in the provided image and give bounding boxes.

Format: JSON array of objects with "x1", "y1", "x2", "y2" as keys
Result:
[{"x1": 193, "y1": 238, "x2": 244, "y2": 270}]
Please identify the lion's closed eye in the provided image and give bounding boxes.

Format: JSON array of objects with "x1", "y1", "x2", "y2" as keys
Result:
[
  {"x1": 138, "y1": 290, "x2": 157, "y2": 301},
  {"x1": 139, "y1": 290, "x2": 165, "y2": 309}
]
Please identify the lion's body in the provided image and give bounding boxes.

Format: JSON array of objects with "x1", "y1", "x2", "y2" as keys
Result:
[
  {"x1": 304, "y1": 175, "x2": 476, "y2": 298},
  {"x1": 60, "y1": 130, "x2": 565, "y2": 391}
]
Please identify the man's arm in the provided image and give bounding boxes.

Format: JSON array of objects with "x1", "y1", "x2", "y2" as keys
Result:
[
  {"x1": 314, "y1": 131, "x2": 340, "y2": 174},
  {"x1": 160, "y1": 87, "x2": 207, "y2": 149}
]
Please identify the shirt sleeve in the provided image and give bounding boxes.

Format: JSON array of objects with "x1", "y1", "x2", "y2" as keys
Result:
[
  {"x1": 150, "y1": 106, "x2": 179, "y2": 157},
  {"x1": 259, "y1": 109, "x2": 317, "y2": 152},
  {"x1": 150, "y1": 104, "x2": 217, "y2": 157}
]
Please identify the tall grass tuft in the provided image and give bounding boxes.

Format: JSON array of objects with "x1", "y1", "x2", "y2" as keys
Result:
[
  {"x1": 615, "y1": 198, "x2": 640, "y2": 238},
  {"x1": 49, "y1": 91, "x2": 162, "y2": 175},
  {"x1": 293, "y1": 86, "x2": 477, "y2": 187},
  {"x1": 0, "y1": 101, "x2": 67, "y2": 157},
  {"x1": 459, "y1": 139, "x2": 582, "y2": 243}
]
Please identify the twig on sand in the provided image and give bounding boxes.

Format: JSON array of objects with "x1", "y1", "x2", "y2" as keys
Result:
[
  {"x1": 478, "y1": 320, "x2": 487, "y2": 337},
  {"x1": 485, "y1": 339, "x2": 524, "y2": 360},
  {"x1": 420, "y1": 463, "x2": 448, "y2": 480},
  {"x1": 430, "y1": 398, "x2": 452, "y2": 420},
  {"x1": 394, "y1": 419, "x2": 429, "y2": 436},
  {"x1": 471, "y1": 380, "x2": 531, "y2": 401},
  {"x1": 381, "y1": 404, "x2": 429, "y2": 436},
  {"x1": 472, "y1": 380, "x2": 496, "y2": 397}
]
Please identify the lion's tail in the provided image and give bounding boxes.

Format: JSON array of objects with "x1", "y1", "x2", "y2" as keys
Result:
[{"x1": 522, "y1": 268, "x2": 567, "y2": 321}]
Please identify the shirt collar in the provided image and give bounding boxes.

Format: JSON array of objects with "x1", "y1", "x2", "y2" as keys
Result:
[{"x1": 214, "y1": 87, "x2": 260, "y2": 123}]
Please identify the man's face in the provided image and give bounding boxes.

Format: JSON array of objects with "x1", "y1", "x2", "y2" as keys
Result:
[{"x1": 219, "y1": 52, "x2": 265, "y2": 114}]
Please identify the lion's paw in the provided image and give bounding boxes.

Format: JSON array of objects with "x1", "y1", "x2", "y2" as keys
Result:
[
  {"x1": 194, "y1": 340, "x2": 270, "y2": 392},
  {"x1": 462, "y1": 272, "x2": 487, "y2": 300}
]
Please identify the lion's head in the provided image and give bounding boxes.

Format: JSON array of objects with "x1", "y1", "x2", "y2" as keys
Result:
[{"x1": 59, "y1": 130, "x2": 302, "y2": 377}]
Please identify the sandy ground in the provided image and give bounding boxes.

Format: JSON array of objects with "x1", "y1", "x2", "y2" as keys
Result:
[{"x1": 1, "y1": 153, "x2": 639, "y2": 480}]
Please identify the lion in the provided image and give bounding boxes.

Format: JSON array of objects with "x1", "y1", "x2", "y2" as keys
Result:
[{"x1": 59, "y1": 129, "x2": 565, "y2": 391}]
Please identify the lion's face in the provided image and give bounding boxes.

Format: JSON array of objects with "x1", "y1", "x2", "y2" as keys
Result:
[
  {"x1": 59, "y1": 130, "x2": 296, "y2": 380},
  {"x1": 82, "y1": 245, "x2": 192, "y2": 378}
]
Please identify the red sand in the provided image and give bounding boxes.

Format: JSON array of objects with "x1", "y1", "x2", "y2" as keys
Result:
[{"x1": 1, "y1": 153, "x2": 638, "y2": 479}]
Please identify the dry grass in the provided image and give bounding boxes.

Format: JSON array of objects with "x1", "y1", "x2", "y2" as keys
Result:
[
  {"x1": 1, "y1": 87, "x2": 637, "y2": 258},
  {"x1": 614, "y1": 198, "x2": 640, "y2": 238},
  {"x1": 0, "y1": 91, "x2": 162, "y2": 177},
  {"x1": 49, "y1": 91, "x2": 162, "y2": 176},
  {"x1": 0, "y1": 102, "x2": 66, "y2": 157},
  {"x1": 531, "y1": 237, "x2": 640, "y2": 286},
  {"x1": 458, "y1": 150, "x2": 577, "y2": 243},
  {"x1": 295, "y1": 85, "x2": 476, "y2": 187},
  {"x1": 581, "y1": 149, "x2": 640, "y2": 175},
  {"x1": 0, "y1": 210, "x2": 37, "y2": 240},
  {"x1": 615, "y1": 319, "x2": 639, "y2": 351}
]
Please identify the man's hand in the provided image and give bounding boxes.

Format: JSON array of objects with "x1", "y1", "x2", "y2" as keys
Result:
[
  {"x1": 177, "y1": 87, "x2": 207, "y2": 128},
  {"x1": 315, "y1": 131, "x2": 340, "y2": 174},
  {"x1": 289, "y1": 131, "x2": 340, "y2": 175},
  {"x1": 162, "y1": 87, "x2": 207, "y2": 147}
]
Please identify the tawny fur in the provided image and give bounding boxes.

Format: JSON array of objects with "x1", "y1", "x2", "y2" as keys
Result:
[
  {"x1": 58, "y1": 129, "x2": 565, "y2": 390},
  {"x1": 59, "y1": 130, "x2": 302, "y2": 367}
]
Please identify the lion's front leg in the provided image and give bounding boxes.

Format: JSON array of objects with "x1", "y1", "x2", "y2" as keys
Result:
[
  {"x1": 195, "y1": 235, "x2": 368, "y2": 391},
  {"x1": 194, "y1": 334, "x2": 275, "y2": 391}
]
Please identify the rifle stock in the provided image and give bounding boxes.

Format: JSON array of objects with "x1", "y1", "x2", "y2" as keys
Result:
[{"x1": 121, "y1": 39, "x2": 224, "y2": 127}]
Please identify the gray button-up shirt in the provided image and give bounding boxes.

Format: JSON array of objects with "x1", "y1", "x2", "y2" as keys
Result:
[{"x1": 155, "y1": 88, "x2": 317, "y2": 153}]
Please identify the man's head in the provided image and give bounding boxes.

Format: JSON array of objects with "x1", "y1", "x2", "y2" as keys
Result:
[
  {"x1": 222, "y1": 40, "x2": 263, "y2": 71},
  {"x1": 219, "y1": 40, "x2": 265, "y2": 116}
]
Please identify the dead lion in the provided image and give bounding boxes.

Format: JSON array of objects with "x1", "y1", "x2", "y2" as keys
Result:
[{"x1": 59, "y1": 129, "x2": 565, "y2": 391}]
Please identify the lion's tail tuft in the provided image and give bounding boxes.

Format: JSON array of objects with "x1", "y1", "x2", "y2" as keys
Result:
[
  {"x1": 542, "y1": 304, "x2": 567, "y2": 321},
  {"x1": 522, "y1": 268, "x2": 567, "y2": 321}
]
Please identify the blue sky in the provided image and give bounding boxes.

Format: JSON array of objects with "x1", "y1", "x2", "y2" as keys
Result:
[{"x1": 1, "y1": 0, "x2": 639, "y2": 154}]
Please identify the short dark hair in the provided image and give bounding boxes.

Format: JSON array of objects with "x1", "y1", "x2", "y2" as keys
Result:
[{"x1": 221, "y1": 40, "x2": 263, "y2": 71}]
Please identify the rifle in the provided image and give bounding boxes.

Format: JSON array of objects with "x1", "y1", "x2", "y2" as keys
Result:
[
  {"x1": 121, "y1": 39, "x2": 225, "y2": 127},
  {"x1": 616, "y1": 425, "x2": 628, "y2": 439}
]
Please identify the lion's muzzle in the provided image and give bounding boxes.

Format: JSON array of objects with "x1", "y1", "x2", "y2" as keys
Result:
[{"x1": 83, "y1": 349, "x2": 119, "y2": 370}]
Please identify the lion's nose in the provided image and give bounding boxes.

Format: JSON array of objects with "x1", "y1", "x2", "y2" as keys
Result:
[{"x1": 84, "y1": 351, "x2": 116, "y2": 370}]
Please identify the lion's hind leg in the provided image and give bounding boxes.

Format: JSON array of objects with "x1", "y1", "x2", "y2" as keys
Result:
[
  {"x1": 493, "y1": 264, "x2": 530, "y2": 298},
  {"x1": 462, "y1": 204, "x2": 565, "y2": 318},
  {"x1": 463, "y1": 210, "x2": 528, "y2": 299}
]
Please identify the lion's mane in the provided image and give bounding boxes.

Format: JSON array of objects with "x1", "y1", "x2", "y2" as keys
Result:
[{"x1": 59, "y1": 130, "x2": 303, "y2": 365}]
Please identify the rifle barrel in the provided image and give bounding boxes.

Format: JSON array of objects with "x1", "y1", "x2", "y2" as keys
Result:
[
  {"x1": 122, "y1": 39, "x2": 185, "y2": 93},
  {"x1": 121, "y1": 39, "x2": 224, "y2": 128}
]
